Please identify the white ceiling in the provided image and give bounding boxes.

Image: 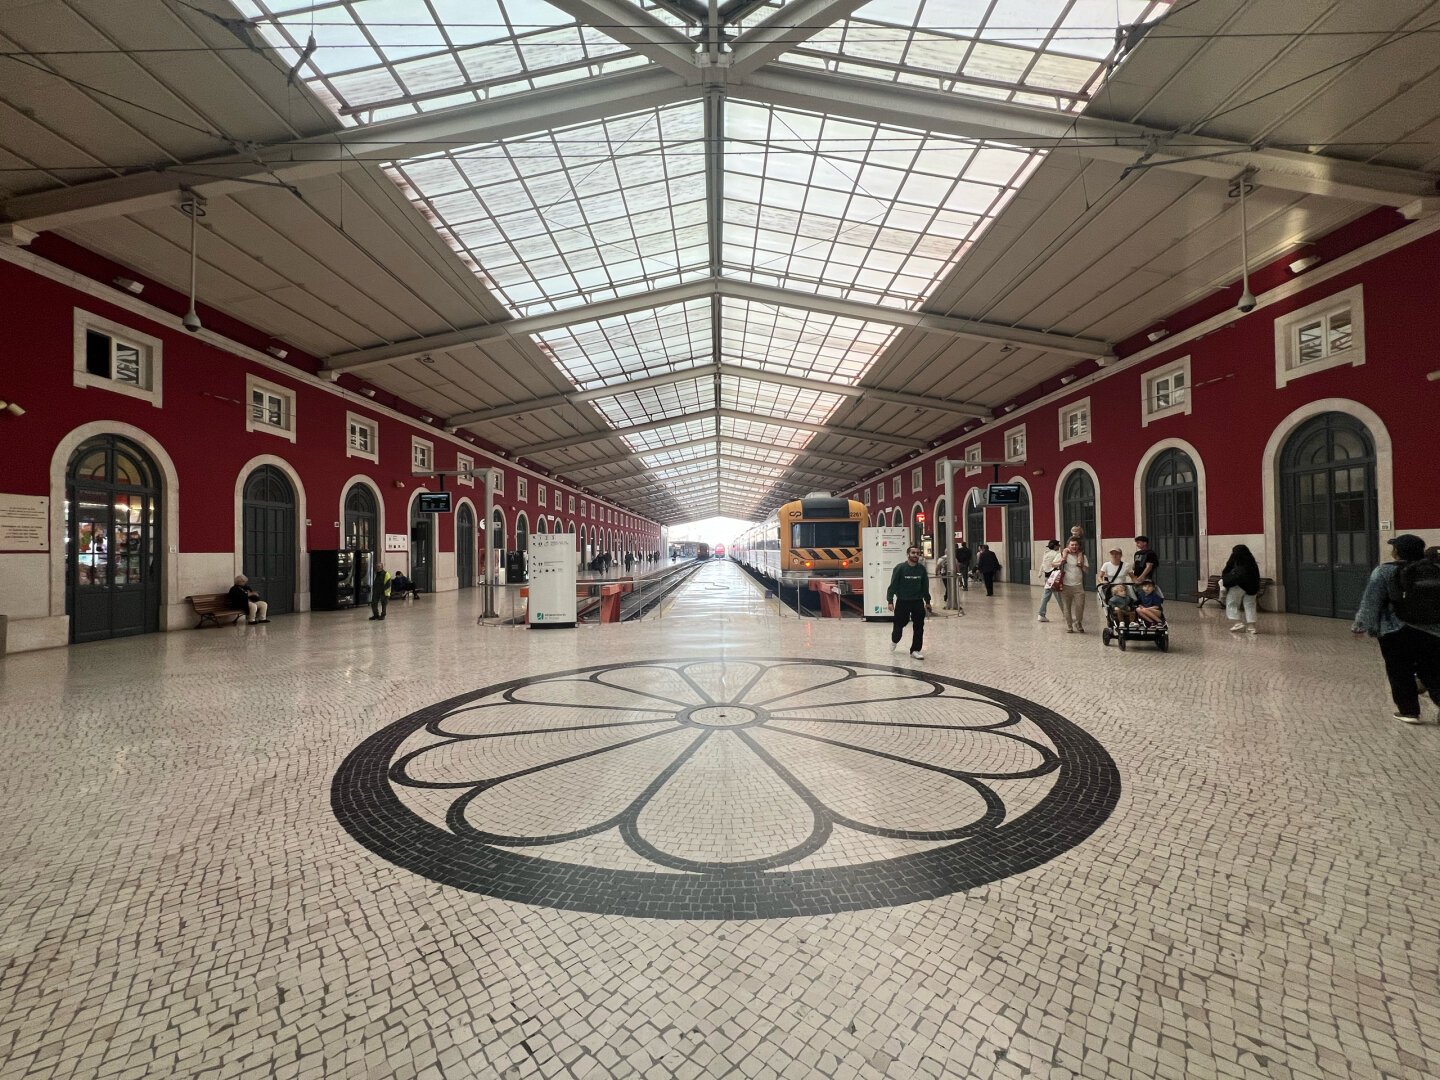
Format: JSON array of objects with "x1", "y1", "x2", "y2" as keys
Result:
[{"x1": 2, "y1": 0, "x2": 1438, "y2": 523}]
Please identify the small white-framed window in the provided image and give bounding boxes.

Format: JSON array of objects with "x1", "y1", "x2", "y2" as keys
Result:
[
  {"x1": 580, "y1": 500, "x2": 587, "y2": 517},
  {"x1": 345, "y1": 411, "x2": 378, "y2": 463},
  {"x1": 964, "y1": 445, "x2": 982, "y2": 477},
  {"x1": 892, "y1": 476, "x2": 901, "y2": 498},
  {"x1": 1142, "y1": 357, "x2": 1192, "y2": 426},
  {"x1": 246, "y1": 374, "x2": 296, "y2": 442},
  {"x1": 517, "y1": 476, "x2": 528, "y2": 501},
  {"x1": 1004, "y1": 425, "x2": 1026, "y2": 463},
  {"x1": 911, "y1": 467, "x2": 922, "y2": 492},
  {"x1": 411, "y1": 436, "x2": 434, "y2": 473},
  {"x1": 456, "y1": 453, "x2": 475, "y2": 487},
  {"x1": 568, "y1": 494, "x2": 576, "y2": 513},
  {"x1": 553, "y1": 489, "x2": 561, "y2": 511},
  {"x1": 1058, "y1": 398, "x2": 1091, "y2": 449},
  {"x1": 935, "y1": 460, "x2": 945, "y2": 484},
  {"x1": 489, "y1": 468, "x2": 502, "y2": 493},
  {"x1": 1274, "y1": 284, "x2": 1364, "y2": 388},
  {"x1": 538, "y1": 483, "x2": 548, "y2": 507},
  {"x1": 73, "y1": 310, "x2": 163, "y2": 406}
]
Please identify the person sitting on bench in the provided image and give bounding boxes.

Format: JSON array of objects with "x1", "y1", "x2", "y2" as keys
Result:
[
  {"x1": 228, "y1": 575, "x2": 269, "y2": 624},
  {"x1": 391, "y1": 571, "x2": 418, "y2": 598}
]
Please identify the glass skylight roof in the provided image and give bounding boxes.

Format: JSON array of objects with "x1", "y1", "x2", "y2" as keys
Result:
[
  {"x1": 723, "y1": 102, "x2": 1042, "y2": 307},
  {"x1": 533, "y1": 299, "x2": 711, "y2": 390},
  {"x1": 240, "y1": 1, "x2": 1174, "y2": 519},
  {"x1": 591, "y1": 377, "x2": 714, "y2": 428},
  {"x1": 235, "y1": 0, "x2": 651, "y2": 123},
  {"x1": 720, "y1": 299, "x2": 898, "y2": 383},
  {"x1": 387, "y1": 103, "x2": 709, "y2": 315},
  {"x1": 722, "y1": 377, "x2": 845, "y2": 427},
  {"x1": 779, "y1": 1, "x2": 1174, "y2": 111}
]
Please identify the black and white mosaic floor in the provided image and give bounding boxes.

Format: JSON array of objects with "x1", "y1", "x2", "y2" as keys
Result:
[{"x1": 1, "y1": 560, "x2": 1437, "y2": 1079}]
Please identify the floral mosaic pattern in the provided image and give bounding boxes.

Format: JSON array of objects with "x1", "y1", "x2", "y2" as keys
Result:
[{"x1": 334, "y1": 659, "x2": 1121, "y2": 918}]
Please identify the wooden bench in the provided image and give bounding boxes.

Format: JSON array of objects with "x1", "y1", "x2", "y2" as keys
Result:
[
  {"x1": 187, "y1": 593, "x2": 245, "y2": 628},
  {"x1": 1197, "y1": 575, "x2": 1274, "y2": 609}
]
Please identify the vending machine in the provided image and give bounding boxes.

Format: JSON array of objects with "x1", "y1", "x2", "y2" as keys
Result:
[
  {"x1": 862, "y1": 527, "x2": 910, "y2": 622},
  {"x1": 526, "y1": 533, "x2": 577, "y2": 628}
]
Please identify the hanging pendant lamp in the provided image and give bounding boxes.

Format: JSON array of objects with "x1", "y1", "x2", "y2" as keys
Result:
[
  {"x1": 1234, "y1": 170, "x2": 1256, "y2": 313},
  {"x1": 181, "y1": 192, "x2": 205, "y2": 332}
]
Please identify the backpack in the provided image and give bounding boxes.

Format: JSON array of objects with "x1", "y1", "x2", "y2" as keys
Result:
[{"x1": 1391, "y1": 559, "x2": 1440, "y2": 625}]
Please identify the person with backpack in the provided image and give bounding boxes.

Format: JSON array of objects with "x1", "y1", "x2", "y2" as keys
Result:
[
  {"x1": 1351, "y1": 534, "x2": 1440, "y2": 724},
  {"x1": 1221, "y1": 544, "x2": 1263, "y2": 634}
]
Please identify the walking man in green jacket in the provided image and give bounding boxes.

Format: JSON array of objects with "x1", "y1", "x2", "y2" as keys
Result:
[
  {"x1": 887, "y1": 545, "x2": 933, "y2": 660},
  {"x1": 369, "y1": 562, "x2": 392, "y2": 621}
]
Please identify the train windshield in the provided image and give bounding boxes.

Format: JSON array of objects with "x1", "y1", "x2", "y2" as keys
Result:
[{"x1": 791, "y1": 522, "x2": 860, "y2": 548}]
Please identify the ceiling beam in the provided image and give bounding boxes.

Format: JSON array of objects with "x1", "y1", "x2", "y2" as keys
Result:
[
  {"x1": 722, "y1": 280, "x2": 1107, "y2": 359},
  {"x1": 735, "y1": 67, "x2": 1440, "y2": 208},
  {"x1": 545, "y1": 0, "x2": 701, "y2": 77},
  {"x1": 716, "y1": 362, "x2": 989, "y2": 418},
  {"x1": 327, "y1": 279, "x2": 714, "y2": 376},
  {"x1": 519, "y1": 410, "x2": 721, "y2": 455},
  {"x1": 448, "y1": 356, "x2": 988, "y2": 428},
  {"x1": 717, "y1": 408, "x2": 927, "y2": 449},
  {"x1": 589, "y1": 454, "x2": 837, "y2": 492},
  {"x1": 725, "y1": 0, "x2": 871, "y2": 79},
  {"x1": 331, "y1": 276, "x2": 1105, "y2": 379},
  {"x1": 447, "y1": 363, "x2": 713, "y2": 425},
  {"x1": 564, "y1": 435, "x2": 873, "y2": 475},
  {"x1": 1, "y1": 68, "x2": 692, "y2": 233}
]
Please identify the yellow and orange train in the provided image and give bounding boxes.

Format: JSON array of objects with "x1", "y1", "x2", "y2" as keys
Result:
[{"x1": 731, "y1": 495, "x2": 866, "y2": 587}]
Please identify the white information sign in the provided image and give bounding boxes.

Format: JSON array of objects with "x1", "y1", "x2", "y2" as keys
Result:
[
  {"x1": 0, "y1": 494, "x2": 49, "y2": 551},
  {"x1": 862, "y1": 527, "x2": 910, "y2": 621},
  {"x1": 527, "y1": 534, "x2": 578, "y2": 628},
  {"x1": 383, "y1": 533, "x2": 408, "y2": 552}
]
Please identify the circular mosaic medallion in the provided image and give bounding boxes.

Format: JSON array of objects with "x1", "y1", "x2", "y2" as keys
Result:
[{"x1": 333, "y1": 659, "x2": 1121, "y2": 919}]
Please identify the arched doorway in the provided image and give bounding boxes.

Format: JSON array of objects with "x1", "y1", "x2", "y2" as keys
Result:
[
  {"x1": 965, "y1": 494, "x2": 983, "y2": 553},
  {"x1": 408, "y1": 497, "x2": 434, "y2": 594},
  {"x1": 343, "y1": 483, "x2": 377, "y2": 552},
  {"x1": 456, "y1": 503, "x2": 476, "y2": 589},
  {"x1": 1144, "y1": 448, "x2": 1199, "y2": 600},
  {"x1": 1060, "y1": 470, "x2": 1096, "y2": 571},
  {"x1": 66, "y1": 434, "x2": 162, "y2": 643},
  {"x1": 516, "y1": 513, "x2": 529, "y2": 555},
  {"x1": 491, "y1": 508, "x2": 505, "y2": 584},
  {"x1": 1005, "y1": 487, "x2": 1031, "y2": 584},
  {"x1": 1280, "y1": 413, "x2": 1378, "y2": 619},
  {"x1": 910, "y1": 502, "x2": 926, "y2": 553},
  {"x1": 536, "y1": 517, "x2": 549, "y2": 535},
  {"x1": 243, "y1": 465, "x2": 296, "y2": 615}
]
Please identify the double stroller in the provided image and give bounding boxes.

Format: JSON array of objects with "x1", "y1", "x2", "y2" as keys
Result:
[{"x1": 1098, "y1": 581, "x2": 1169, "y2": 652}]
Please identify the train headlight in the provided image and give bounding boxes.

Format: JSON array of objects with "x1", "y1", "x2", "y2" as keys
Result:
[
  {"x1": 805, "y1": 561, "x2": 813, "y2": 568},
  {"x1": 841, "y1": 560, "x2": 849, "y2": 567}
]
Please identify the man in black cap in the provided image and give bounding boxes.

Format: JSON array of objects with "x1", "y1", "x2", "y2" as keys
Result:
[{"x1": 1352, "y1": 534, "x2": 1440, "y2": 724}]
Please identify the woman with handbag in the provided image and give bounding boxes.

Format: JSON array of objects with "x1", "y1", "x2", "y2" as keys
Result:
[
  {"x1": 1037, "y1": 539, "x2": 1062, "y2": 622},
  {"x1": 1221, "y1": 544, "x2": 1262, "y2": 634},
  {"x1": 1057, "y1": 538, "x2": 1089, "y2": 633}
]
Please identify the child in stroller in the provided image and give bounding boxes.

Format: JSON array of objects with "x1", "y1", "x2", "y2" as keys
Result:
[{"x1": 1100, "y1": 579, "x2": 1169, "y2": 651}]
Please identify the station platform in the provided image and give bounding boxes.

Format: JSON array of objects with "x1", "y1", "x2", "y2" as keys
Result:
[{"x1": 0, "y1": 560, "x2": 1435, "y2": 1079}]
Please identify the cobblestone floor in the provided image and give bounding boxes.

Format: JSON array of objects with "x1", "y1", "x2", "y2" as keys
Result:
[{"x1": 1, "y1": 561, "x2": 1437, "y2": 1079}]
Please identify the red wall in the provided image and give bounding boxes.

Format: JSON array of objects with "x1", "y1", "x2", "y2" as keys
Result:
[
  {"x1": 4, "y1": 257, "x2": 660, "y2": 558},
  {"x1": 846, "y1": 220, "x2": 1440, "y2": 543}
]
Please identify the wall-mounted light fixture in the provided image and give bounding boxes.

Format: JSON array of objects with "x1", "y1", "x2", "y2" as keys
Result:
[
  {"x1": 0, "y1": 400, "x2": 25, "y2": 416},
  {"x1": 113, "y1": 277, "x2": 144, "y2": 295},
  {"x1": 1059, "y1": 374, "x2": 1078, "y2": 385},
  {"x1": 265, "y1": 344, "x2": 288, "y2": 359},
  {"x1": 420, "y1": 414, "x2": 434, "y2": 423},
  {"x1": 361, "y1": 387, "x2": 377, "y2": 398},
  {"x1": 1146, "y1": 328, "x2": 1170, "y2": 343},
  {"x1": 1031, "y1": 468, "x2": 1045, "y2": 477},
  {"x1": 1288, "y1": 255, "x2": 1322, "y2": 274},
  {"x1": 1001, "y1": 404, "x2": 1016, "y2": 413}
]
